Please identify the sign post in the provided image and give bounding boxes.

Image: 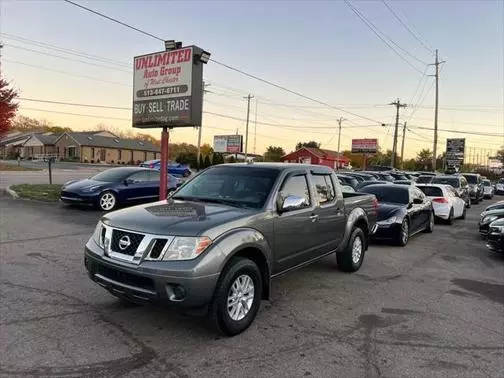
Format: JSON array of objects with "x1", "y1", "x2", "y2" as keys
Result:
[
  {"x1": 352, "y1": 139, "x2": 378, "y2": 169},
  {"x1": 213, "y1": 135, "x2": 244, "y2": 154},
  {"x1": 445, "y1": 138, "x2": 465, "y2": 172},
  {"x1": 132, "y1": 43, "x2": 209, "y2": 200}
]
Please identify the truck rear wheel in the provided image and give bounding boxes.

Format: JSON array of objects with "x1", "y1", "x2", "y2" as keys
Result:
[
  {"x1": 209, "y1": 257, "x2": 262, "y2": 336},
  {"x1": 337, "y1": 227, "x2": 365, "y2": 272}
]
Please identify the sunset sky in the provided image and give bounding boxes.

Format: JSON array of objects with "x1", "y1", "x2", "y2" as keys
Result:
[{"x1": 1, "y1": 0, "x2": 503, "y2": 159}]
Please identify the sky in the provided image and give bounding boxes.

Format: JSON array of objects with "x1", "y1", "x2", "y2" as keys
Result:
[{"x1": 1, "y1": 0, "x2": 503, "y2": 160}]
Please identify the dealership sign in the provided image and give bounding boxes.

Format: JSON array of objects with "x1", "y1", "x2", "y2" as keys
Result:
[
  {"x1": 132, "y1": 46, "x2": 205, "y2": 128},
  {"x1": 351, "y1": 139, "x2": 378, "y2": 154},
  {"x1": 213, "y1": 135, "x2": 243, "y2": 153},
  {"x1": 446, "y1": 138, "x2": 465, "y2": 168}
]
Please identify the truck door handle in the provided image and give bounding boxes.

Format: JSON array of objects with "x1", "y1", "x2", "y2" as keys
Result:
[{"x1": 310, "y1": 214, "x2": 319, "y2": 222}]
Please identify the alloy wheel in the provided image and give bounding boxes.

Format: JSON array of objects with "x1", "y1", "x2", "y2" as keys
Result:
[
  {"x1": 227, "y1": 274, "x2": 255, "y2": 321},
  {"x1": 352, "y1": 236, "x2": 363, "y2": 264},
  {"x1": 100, "y1": 193, "x2": 116, "y2": 211}
]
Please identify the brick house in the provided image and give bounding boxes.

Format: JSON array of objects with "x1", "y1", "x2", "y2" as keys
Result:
[
  {"x1": 280, "y1": 147, "x2": 351, "y2": 169},
  {"x1": 54, "y1": 131, "x2": 160, "y2": 164},
  {"x1": 22, "y1": 133, "x2": 61, "y2": 159}
]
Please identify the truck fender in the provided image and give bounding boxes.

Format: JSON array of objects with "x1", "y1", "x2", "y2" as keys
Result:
[
  {"x1": 211, "y1": 228, "x2": 272, "y2": 300},
  {"x1": 337, "y1": 208, "x2": 369, "y2": 252}
]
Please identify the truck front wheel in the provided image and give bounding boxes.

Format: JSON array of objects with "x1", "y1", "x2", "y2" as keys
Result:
[
  {"x1": 337, "y1": 227, "x2": 366, "y2": 272},
  {"x1": 209, "y1": 257, "x2": 262, "y2": 336}
]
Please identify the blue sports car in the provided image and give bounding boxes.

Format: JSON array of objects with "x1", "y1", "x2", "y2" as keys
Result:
[
  {"x1": 140, "y1": 160, "x2": 192, "y2": 177},
  {"x1": 60, "y1": 167, "x2": 180, "y2": 211}
]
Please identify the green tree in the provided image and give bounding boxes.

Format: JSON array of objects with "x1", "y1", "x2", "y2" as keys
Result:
[
  {"x1": 228, "y1": 155, "x2": 236, "y2": 163},
  {"x1": 200, "y1": 143, "x2": 213, "y2": 157},
  {"x1": 176, "y1": 152, "x2": 198, "y2": 168},
  {"x1": 212, "y1": 152, "x2": 224, "y2": 165},
  {"x1": 496, "y1": 148, "x2": 504, "y2": 164},
  {"x1": 204, "y1": 154, "x2": 211, "y2": 168},
  {"x1": 295, "y1": 141, "x2": 320, "y2": 150},
  {"x1": 264, "y1": 146, "x2": 286, "y2": 162},
  {"x1": 415, "y1": 149, "x2": 433, "y2": 171}
]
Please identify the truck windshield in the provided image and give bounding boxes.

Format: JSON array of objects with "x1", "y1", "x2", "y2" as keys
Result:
[
  {"x1": 360, "y1": 185, "x2": 409, "y2": 204},
  {"x1": 173, "y1": 166, "x2": 279, "y2": 209},
  {"x1": 431, "y1": 177, "x2": 460, "y2": 188},
  {"x1": 463, "y1": 175, "x2": 478, "y2": 184}
]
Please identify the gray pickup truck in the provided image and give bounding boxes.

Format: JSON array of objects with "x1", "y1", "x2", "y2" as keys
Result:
[{"x1": 85, "y1": 163, "x2": 377, "y2": 335}]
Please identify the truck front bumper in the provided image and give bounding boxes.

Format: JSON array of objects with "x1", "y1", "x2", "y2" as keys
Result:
[{"x1": 84, "y1": 241, "x2": 219, "y2": 308}]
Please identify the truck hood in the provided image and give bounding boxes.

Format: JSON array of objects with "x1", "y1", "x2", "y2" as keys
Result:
[{"x1": 102, "y1": 199, "x2": 258, "y2": 236}]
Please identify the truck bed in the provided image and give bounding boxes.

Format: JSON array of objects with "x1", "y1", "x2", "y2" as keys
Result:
[{"x1": 343, "y1": 192, "x2": 377, "y2": 227}]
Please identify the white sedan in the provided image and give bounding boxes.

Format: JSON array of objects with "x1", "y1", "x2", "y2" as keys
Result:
[{"x1": 417, "y1": 184, "x2": 466, "y2": 224}]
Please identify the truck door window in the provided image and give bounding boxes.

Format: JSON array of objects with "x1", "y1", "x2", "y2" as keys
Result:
[
  {"x1": 281, "y1": 175, "x2": 311, "y2": 206},
  {"x1": 312, "y1": 174, "x2": 336, "y2": 204}
]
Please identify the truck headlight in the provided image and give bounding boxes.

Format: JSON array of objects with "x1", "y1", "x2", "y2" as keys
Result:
[
  {"x1": 482, "y1": 215, "x2": 498, "y2": 224},
  {"x1": 92, "y1": 221, "x2": 104, "y2": 247},
  {"x1": 163, "y1": 236, "x2": 212, "y2": 260},
  {"x1": 377, "y1": 216, "x2": 401, "y2": 225}
]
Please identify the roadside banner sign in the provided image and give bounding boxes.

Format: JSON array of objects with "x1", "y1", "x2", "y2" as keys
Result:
[
  {"x1": 213, "y1": 135, "x2": 243, "y2": 153},
  {"x1": 133, "y1": 46, "x2": 205, "y2": 128},
  {"x1": 446, "y1": 138, "x2": 465, "y2": 168},
  {"x1": 351, "y1": 139, "x2": 378, "y2": 154}
]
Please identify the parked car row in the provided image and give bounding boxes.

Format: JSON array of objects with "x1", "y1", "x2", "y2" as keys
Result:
[{"x1": 479, "y1": 200, "x2": 504, "y2": 254}]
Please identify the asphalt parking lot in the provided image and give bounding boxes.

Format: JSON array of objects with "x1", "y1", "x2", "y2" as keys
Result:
[{"x1": 1, "y1": 195, "x2": 503, "y2": 377}]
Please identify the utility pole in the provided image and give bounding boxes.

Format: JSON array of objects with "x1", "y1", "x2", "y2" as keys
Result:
[
  {"x1": 389, "y1": 99, "x2": 407, "y2": 169},
  {"x1": 196, "y1": 81, "x2": 210, "y2": 169},
  {"x1": 254, "y1": 99, "x2": 258, "y2": 155},
  {"x1": 244, "y1": 94, "x2": 254, "y2": 161},
  {"x1": 336, "y1": 117, "x2": 345, "y2": 169},
  {"x1": 400, "y1": 122, "x2": 407, "y2": 169},
  {"x1": 430, "y1": 49, "x2": 445, "y2": 172}
]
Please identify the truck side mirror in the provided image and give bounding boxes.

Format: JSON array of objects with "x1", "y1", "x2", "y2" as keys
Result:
[{"x1": 278, "y1": 195, "x2": 307, "y2": 213}]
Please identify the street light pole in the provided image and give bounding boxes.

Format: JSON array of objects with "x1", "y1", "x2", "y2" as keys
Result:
[{"x1": 336, "y1": 117, "x2": 345, "y2": 169}]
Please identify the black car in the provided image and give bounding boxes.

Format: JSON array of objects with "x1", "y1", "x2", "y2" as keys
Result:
[
  {"x1": 341, "y1": 172, "x2": 377, "y2": 182},
  {"x1": 479, "y1": 208, "x2": 504, "y2": 237},
  {"x1": 364, "y1": 172, "x2": 396, "y2": 182},
  {"x1": 60, "y1": 167, "x2": 178, "y2": 211},
  {"x1": 336, "y1": 174, "x2": 360, "y2": 190},
  {"x1": 356, "y1": 180, "x2": 389, "y2": 190},
  {"x1": 484, "y1": 200, "x2": 504, "y2": 212},
  {"x1": 389, "y1": 172, "x2": 408, "y2": 181},
  {"x1": 394, "y1": 180, "x2": 414, "y2": 186},
  {"x1": 462, "y1": 173, "x2": 484, "y2": 204},
  {"x1": 486, "y1": 218, "x2": 504, "y2": 253},
  {"x1": 431, "y1": 175, "x2": 471, "y2": 208},
  {"x1": 360, "y1": 184, "x2": 434, "y2": 246}
]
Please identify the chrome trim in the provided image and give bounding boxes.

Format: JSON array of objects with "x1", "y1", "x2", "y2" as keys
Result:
[{"x1": 101, "y1": 224, "x2": 174, "y2": 264}]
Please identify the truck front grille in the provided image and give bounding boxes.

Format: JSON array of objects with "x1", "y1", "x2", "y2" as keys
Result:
[
  {"x1": 111, "y1": 230, "x2": 145, "y2": 256},
  {"x1": 93, "y1": 262, "x2": 154, "y2": 291}
]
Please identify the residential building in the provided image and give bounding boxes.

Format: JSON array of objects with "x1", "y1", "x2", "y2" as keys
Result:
[{"x1": 280, "y1": 147, "x2": 351, "y2": 169}]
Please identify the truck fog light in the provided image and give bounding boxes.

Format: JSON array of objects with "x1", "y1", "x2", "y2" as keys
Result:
[{"x1": 166, "y1": 284, "x2": 186, "y2": 301}]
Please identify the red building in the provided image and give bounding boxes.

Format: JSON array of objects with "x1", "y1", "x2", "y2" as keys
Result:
[{"x1": 281, "y1": 147, "x2": 351, "y2": 169}]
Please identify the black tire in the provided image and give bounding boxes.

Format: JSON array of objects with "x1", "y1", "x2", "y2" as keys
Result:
[
  {"x1": 446, "y1": 208, "x2": 454, "y2": 225},
  {"x1": 395, "y1": 219, "x2": 409, "y2": 246},
  {"x1": 425, "y1": 211, "x2": 435, "y2": 232},
  {"x1": 336, "y1": 227, "x2": 366, "y2": 272},
  {"x1": 461, "y1": 206, "x2": 466, "y2": 219},
  {"x1": 97, "y1": 191, "x2": 117, "y2": 211},
  {"x1": 209, "y1": 257, "x2": 262, "y2": 336}
]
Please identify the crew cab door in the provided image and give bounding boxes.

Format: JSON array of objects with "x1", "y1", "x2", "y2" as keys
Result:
[
  {"x1": 310, "y1": 172, "x2": 346, "y2": 254},
  {"x1": 273, "y1": 172, "x2": 318, "y2": 273}
]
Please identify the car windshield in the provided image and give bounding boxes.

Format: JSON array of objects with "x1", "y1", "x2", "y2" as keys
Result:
[
  {"x1": 91, "y1": 168, "x2": 135, "y2": 182},
  {"x1": 431, "y1": 177, "x2": 460, "y2": 188},
  {"x1": 483, "y1": 180, "x2": 491, "y2": 186},
  {"x1": 463, "y1": 175, "x2": 478, "y2": 184},
  {"x1": 416, "y1": 176, "x2": 433, "y2": 184},
  {"x1": 418, "y1": 186, "x2": 443, "y2": 197},
  {"x1": 499, "y1": 179, "x2": 504, "y2": 184},
  {"x1": 360, "y1": 185, "x2": 409, "y2": 204},
  {"x1": 173, "y1": 166, "x2": 279, "y2": 209}
]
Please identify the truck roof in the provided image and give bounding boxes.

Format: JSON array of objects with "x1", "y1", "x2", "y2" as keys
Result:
[{"x1": 218, "y1": 162, "x2": 334, "y2": 173}]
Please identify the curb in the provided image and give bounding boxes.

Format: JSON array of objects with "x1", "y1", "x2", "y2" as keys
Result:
[{"x1": 4, "y1": 186, "x2": 19, "y2": 199}]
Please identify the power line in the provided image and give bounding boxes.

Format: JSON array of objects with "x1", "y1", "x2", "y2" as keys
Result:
[
  {"x1": 18, "y1": 97, "x2": 131, "y2": 110},
  {"x1": 344, "y1": 0, "x2": 426, "y2": 73},
  {"x1": 4, "y1": 59, "x2": 132, "y2": 87},
  {"x1": 3, "y1": 43, "x2": 132, "y2": 73},
  {"x1": 0, "y1": 32, "x2": 131, "y2": 68},
  {"x1": 63, "y1": 0, "x2": 386, "y2": 125},
  {"x1": 19, "y1": 106, "x2": 131, "y2": 121},
  {"x1": 381, "y1": 1, "x2": 434, "y2": 54},
  {"x1": 63, "y1": 0, "x2": 164, "y2": 42}
]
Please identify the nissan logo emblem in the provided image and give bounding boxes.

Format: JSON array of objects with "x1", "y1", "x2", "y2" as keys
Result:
[{"x1": 118, "y1": 235, "x2": 131, "y2": 250}]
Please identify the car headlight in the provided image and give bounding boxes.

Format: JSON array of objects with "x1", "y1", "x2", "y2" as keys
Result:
[
  {"x1": 82, "y1": 185, "x2": 102, "y2": 192},
  {"x1": 162, "y1": 236, "x2": 212, "y2": 260},
  {"x1": 92, "y1": 221, "x2": 104, "y2": 247},
  {"x1": 377, "y1": 216, "x2": 401, "y2": 225},
  {"x1": 489, "y1": 223, "x2": 504, "y2": 234},
  {"x1": 482, "y1": 215, "x2": 498, "y2": 224}
]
